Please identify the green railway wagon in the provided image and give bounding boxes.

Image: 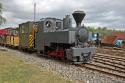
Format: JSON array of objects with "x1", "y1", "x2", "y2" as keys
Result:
[{"x1": 19, "y1": 21, "x2": 36, "y2": 50}]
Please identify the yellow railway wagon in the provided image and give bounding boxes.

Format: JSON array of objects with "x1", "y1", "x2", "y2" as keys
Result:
[
  {"x1": 5, "y1": 28, "x2": 13, "y2": 46},
  {"x1": 6, "y1": 35, "x2": 19, "y2": 47},
  {"x1": 1, "y1": 36, "x2": 6, "y2": 45},
  {"x1": 9, "y1": 27, "x2": 19, "y2": 47},
  {"x1": 13, "y1": 36, "x2": 19, "y2": 47},
  {"x1": 10, "y1": 36, "x2": 14, "y2": 46},
  {"x1": 6, "y1": 35, "x2": 11, "y2": 46},
  {"x1": 0, "y1": 36, "x2": 3, "y2": 45},
  {"x1": 0, "y1": 39, "x2": 2, "y2": 45}
]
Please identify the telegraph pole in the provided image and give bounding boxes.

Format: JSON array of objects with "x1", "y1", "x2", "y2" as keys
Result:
[{"x1": 33, "y1": 0, "x2": 36, "y2": 48}]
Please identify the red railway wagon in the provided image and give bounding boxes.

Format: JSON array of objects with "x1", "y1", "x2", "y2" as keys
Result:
[
  {"x1": 0, "y1": 29, "x2": 8, "y2": 45},
  {"x1": 101, "y1": 32, "x2": 125, "y2": 47},
  {"x1": 0, "y1": 29, "x2": 7, "y2": 35},
  {"x1": 101, "y1": 36, "x2": 117, "y2": 46}
]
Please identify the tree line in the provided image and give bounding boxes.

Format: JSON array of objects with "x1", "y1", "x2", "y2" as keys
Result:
[{"x1": 86, "y1": 26, "x2": 125, "y2": 37}]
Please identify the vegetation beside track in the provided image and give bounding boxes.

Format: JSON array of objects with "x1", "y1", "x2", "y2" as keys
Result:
[{"x1": 0, "y1": 50, "x2": 73, "y2": 83}]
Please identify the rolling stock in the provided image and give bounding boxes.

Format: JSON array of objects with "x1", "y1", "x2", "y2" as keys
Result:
[{"x1": 0, "y1": 10, "x2": 96, "y2": 64}]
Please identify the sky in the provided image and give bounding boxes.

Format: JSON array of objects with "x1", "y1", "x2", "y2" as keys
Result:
[{"x1": 0, "y1": 0, "x2": 125, "y2": 30}]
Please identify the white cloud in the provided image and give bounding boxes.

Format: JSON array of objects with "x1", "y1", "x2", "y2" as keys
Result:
[
  {"x1": 1, "y1": 0, "x2": 125, "y2": 30},
  {"x1": 13, "y1": 0, "x2": 33, "y2": 12}
]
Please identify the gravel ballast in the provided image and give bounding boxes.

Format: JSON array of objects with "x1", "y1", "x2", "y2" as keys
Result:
[{"x1": 2, "y1": 47, "x2": 125, "y2": 83}]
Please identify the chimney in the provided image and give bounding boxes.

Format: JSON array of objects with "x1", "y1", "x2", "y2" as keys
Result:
[{"x1": 72, "y1": 11, "x2": 86, "y2": 27}]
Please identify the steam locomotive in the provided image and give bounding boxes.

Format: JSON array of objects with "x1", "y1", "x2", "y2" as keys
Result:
[
  {"x1": 35, "y1": 11, "x2": 96, "y2": 64},
  {"x1": 0, "y1": 10, "x2": 96, "y2": 64}
]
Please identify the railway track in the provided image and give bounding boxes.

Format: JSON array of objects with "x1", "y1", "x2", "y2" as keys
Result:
[
  {"x1": 80, "y1": 63, "x2": 125, "y2": 79},
  {"x1": 78, "y1": 53, "x2": 125, "y2": 79},
  {"x1": 95, "y1": 53, "x2": 125, "y2": 62},
  {"x1": 93, "y1": 57, "x2": 125, "y2": 69},
  {"x1": 100, "y1": 47, "x2": 125, "y2": 53},
  {"x1": 97, "y1": 47, "x2": 125, "y2": 58},
  {"x1": 103, "y1": 46, "x2": 125, "y2": 51}
]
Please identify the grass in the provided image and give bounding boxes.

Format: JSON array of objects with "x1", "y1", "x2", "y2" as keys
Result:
[{"x1": 0, "y1": 51, "x2": 73, "y2": 83}]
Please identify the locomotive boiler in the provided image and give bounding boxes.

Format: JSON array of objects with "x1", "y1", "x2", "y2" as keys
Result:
[{"x1": 36, "y1": 10, "x2": 96, "y2": 64}]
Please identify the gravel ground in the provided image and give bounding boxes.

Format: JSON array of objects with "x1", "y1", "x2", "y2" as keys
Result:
[{"x1": 1, "y1": 47, "x2": 125, "y2": 83}]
